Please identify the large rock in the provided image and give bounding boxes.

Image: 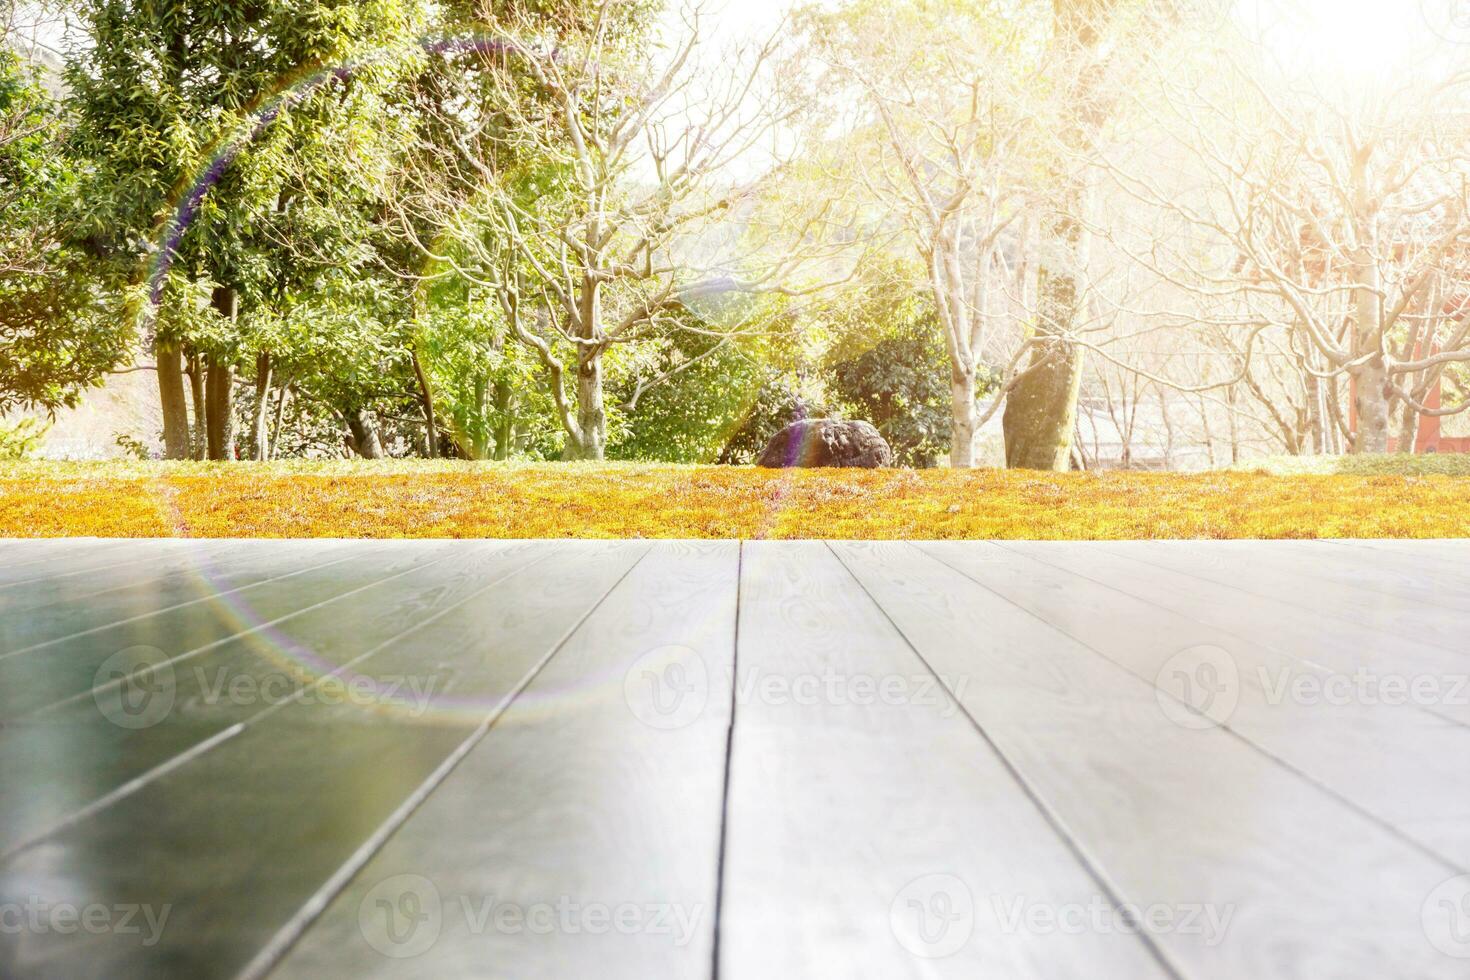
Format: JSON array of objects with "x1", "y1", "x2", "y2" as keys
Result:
[{"x1": 756, "y1": 419, "x2": 892, "y2": 469}]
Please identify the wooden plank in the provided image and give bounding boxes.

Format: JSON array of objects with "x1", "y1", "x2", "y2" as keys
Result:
[
  {"x1": 845, "y1": 541, "x2": 1465, "y2": 979},
  {"x1": 719, "y1": 541, "x2": 1171, "y2": 979},
  {"x1": 1326, "y1": 538, "x2": 1470, "y2": 567},
  {"x1": 1088, "y1": 540, "x2": 1470, "y2": 649},
  {"x1": 261, "y1": 540, "x2": 733, "y2": 980},
  {"x1": 0, "y1": 539, "x2": 138, "y2": 577},
  {"x1": 986, "y1": 540, "x2": 1470, "y2": 866},
  {"x1": 0, "y1": 541, "x2": 647, "y2": 980},
  {"x1": 0, "y1": 540, "x2": 454, "y2": 722},
  {"x1": 1111, "y1": 539, "x2": 1470, "y2": 624},
  {"x1": 0, "y1": 540, "x2": 180, "y2": 590},
  {"x1": 0, "y1": 540, "x2": 545, "y2": 855},
  {"x1": 1091, "y1": 540, "x2": 1470, "y2": 729},
  {"x1": 0, "y1": 540, "x2": 361, "y2": 653},
  {"x1": 1306, "y1": 539, "x2": 1470, "y2": 592}
]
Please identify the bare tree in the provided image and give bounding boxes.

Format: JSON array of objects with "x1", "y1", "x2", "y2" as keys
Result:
[
  {"x1": 1105, "y1": 31, "x2": 1470, "y2": 454},
  {"x1": 803, "y1": 0, "x2": 1045, "y2": 467},
  {"x1": 397, "y1": 1, "x2": 842, "y2": 459}
]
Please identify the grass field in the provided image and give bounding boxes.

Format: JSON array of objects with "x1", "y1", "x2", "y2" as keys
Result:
[{"x1": 1, "y1": 458, "x2": 1466, "y2": 539}]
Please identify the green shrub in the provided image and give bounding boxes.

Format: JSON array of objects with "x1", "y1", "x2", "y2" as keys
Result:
[{"x1": 0, "y1": 418, "x2": 47, "y2": 459}]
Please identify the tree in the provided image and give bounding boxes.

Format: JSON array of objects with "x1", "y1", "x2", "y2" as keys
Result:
[
  {"x1": 825, "y1": 270, "x2": 961, "y2": 467},
  {"x1": 397, "y1": 0, "x2": 839, "y2": 460},
  {"x1": 65, "y1": 0, "x2": 419, "y2": 459},
  {"x1": 802, "y1": 0, "x2": 1042, "y2": 467},
  {"x1": 1001, "y1": 0, "x2": 1209, "y2": 469},
  {"x1": 1105, "y1": 28, "x2": 1470, "y2": 454},
  {"x1": 0, "y1": 34, "x2": 123, "y2": 415}
]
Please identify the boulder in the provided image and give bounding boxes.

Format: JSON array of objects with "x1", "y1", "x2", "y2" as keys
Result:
[{"x1": 756, "y1": 419, "x2": 892, "y2": 469}]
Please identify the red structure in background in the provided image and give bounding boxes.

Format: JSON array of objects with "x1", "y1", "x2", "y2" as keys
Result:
[{"x1": 1389, "y1": 377, "x2": 1470, "y2": 453}]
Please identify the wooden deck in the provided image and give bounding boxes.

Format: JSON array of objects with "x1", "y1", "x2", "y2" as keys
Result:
[{"x1": 2, "y1": 538, "x2": 1470, "y2": 978}]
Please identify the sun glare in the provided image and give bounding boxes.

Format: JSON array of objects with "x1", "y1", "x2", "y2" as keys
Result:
[{"x1": 1241, "y1": 0, "x2": 1455, "y2": 88}]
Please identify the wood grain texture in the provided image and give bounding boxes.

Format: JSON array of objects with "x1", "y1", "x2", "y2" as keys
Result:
[
  {"x1": 0, "y1": 541, "x2": 644, "y2": 980},
  {"x1": 268, "y1": 541, "x2": 734, "y2": 980},
  {"x1": 1, "y1": 540, "x2": 1468, "y2": 980},
  {"x1": 988, "y1": 541, "x2": 1470, "y2": 867},
  {"x1": 721, "y1": 540, "x2": 1170, "y2": 979},
  {"x1": 0, "y1": 541, "x2": 548, "y2": 855},
  {"x1": 0, "y1": 539, "x2": 183, "y2": 591},
  {"x1": 0, "y1": 540, "x2": 359, "y2": 652},
  {"x1": 0, "y1": 541, "x2": 453, "y2": 722},
  {"x1": 877, "y1": 541, "x2": 1464, "y2": 979}
]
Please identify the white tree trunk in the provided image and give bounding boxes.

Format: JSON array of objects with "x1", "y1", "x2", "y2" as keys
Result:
[
  {"x1": 950, "y1": 368, "x2": 977, "y2": 467},
  {"x1": 574, "y1": 348, "x2": 607, "y2": 461}
]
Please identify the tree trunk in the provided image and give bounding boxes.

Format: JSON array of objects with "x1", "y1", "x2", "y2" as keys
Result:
[
  {"x1": 1353, "y1": 360, "x2": 1391, "y2": 454},
  {"x1": 251, "y1": 351, "x2": 272, "y2": 462},
  {"x1": 1349, "y1": 155, "x2": 1390, "y2": 455},
  {"x1": 204, "y1": 287, "x2": 237, "y2": 461},
  {"x1": 492, "y1": 379, "x2": 513, "y2": 461},
  {"x1": 187, "y1": 352, "x2": 207, "y2": 460},
  {"x1": 949, "y1": 366, "x2": 977, "y2": 467},
  {"x1": 573, "y1": 346, "x2": 607, "y2": 461},
  {"x1": 410, "y1": 346, "x2": 438, "y2": 459},
  {"x1": 1395, "y1": 399, "x2": 1419, "y2": 453},
  {"x1": 1000, "y1": 1, "x2": 1102, "y2": 471},
  {"x1": 471, "y1": 373, "x2": 490, "y2": 460},
  {"x1": 270, "y1": 383, "x2": 290, "y2": 461},
  {"x1": 344, "y1": 407, "x2": 385, "y2": 459},
  {"x1": 155, "y1": 342, "x2": 191, "y2": 460},
  {"x1": 1304, "y1": 371, "x2": 1324, "y2": 454},
  {"x1": 1004, "y1": 335, "x2": 1085, "y2": 469},
  {"x1": 204, "y1": 355, "x2": 235, "y2": 460}
]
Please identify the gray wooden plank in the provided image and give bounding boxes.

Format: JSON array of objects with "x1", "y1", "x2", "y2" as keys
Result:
[
  {"x1": 0, "y1": 540, "x2": 363, "y2": 653},
  {"x1": 1308, "y1": 538, "x2": 1470, "y2": 590},
  {"x1": 1091, "y1": 541, "x2": 1470, "y2": 725},
  {"x1": 720, "y1": 541, "x2": 1172, "y2": 979},
  {"x1": 0, "y1": 540, "x2": 547, "y2": 855},
  {"x1": 1112, "y1": 539, "x2": 1470, "y2": 624},
  {"x1": 0, "y1": 541, "x2": 646, "y2": 980},
  {"x1": 1088, "y1": 540, "x2": 1470, "y2": 650},
  {"x1": 846, "y1": 541, "x2": 1465, "y2": 979},
  {"x1": 0, "y1": 540, "x2": 257, "y2": 620},
  {"x1": 0, "y1": 539, "x2": 191, "y2": 590},
  {"x1": 0, "y1": 539, "x2": 138, "y2": 576},
  {"x1": 264, "y1": 540, "x2": 734, "y2": 980},
  {"x1": 1326, "y1": 538, "x2": 1470, "y2": 566},
  {"x1": 986, "y1": 540, "x2": 1470, "y2": 866},
  {"x1": 0, "y1": 540, "x2": 453, "y2": 722}
]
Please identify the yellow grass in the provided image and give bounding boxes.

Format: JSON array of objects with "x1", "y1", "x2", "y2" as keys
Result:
[{"x1": 0, "y1": 460, "x2": 1466, "y2": 539}]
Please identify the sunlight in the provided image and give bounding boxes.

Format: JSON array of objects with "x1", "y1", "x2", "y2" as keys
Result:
[{"x1": 1243, "y1": 0, "x2": 1455, "y2": 88}]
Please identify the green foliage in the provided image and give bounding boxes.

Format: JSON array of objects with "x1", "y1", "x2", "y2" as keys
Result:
[
  {"x1": 610, "y1": 330, "x2": 770, "y2": 464},
  {"x1": 0, "y1": 52, "x2": 126, "y2": 413},
  {"x1": 1238, "y1": 454, "x2": 1470, "y2": 477},
  {"x1": 825, "y1": 286, "x2": 958, "y2": 468},
  {"x1": 113, "y1": 432, "x2": 151, "y2": 460},
  {"x1": 0, "y1": 418, "x2": 48, "y2": 460}
]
